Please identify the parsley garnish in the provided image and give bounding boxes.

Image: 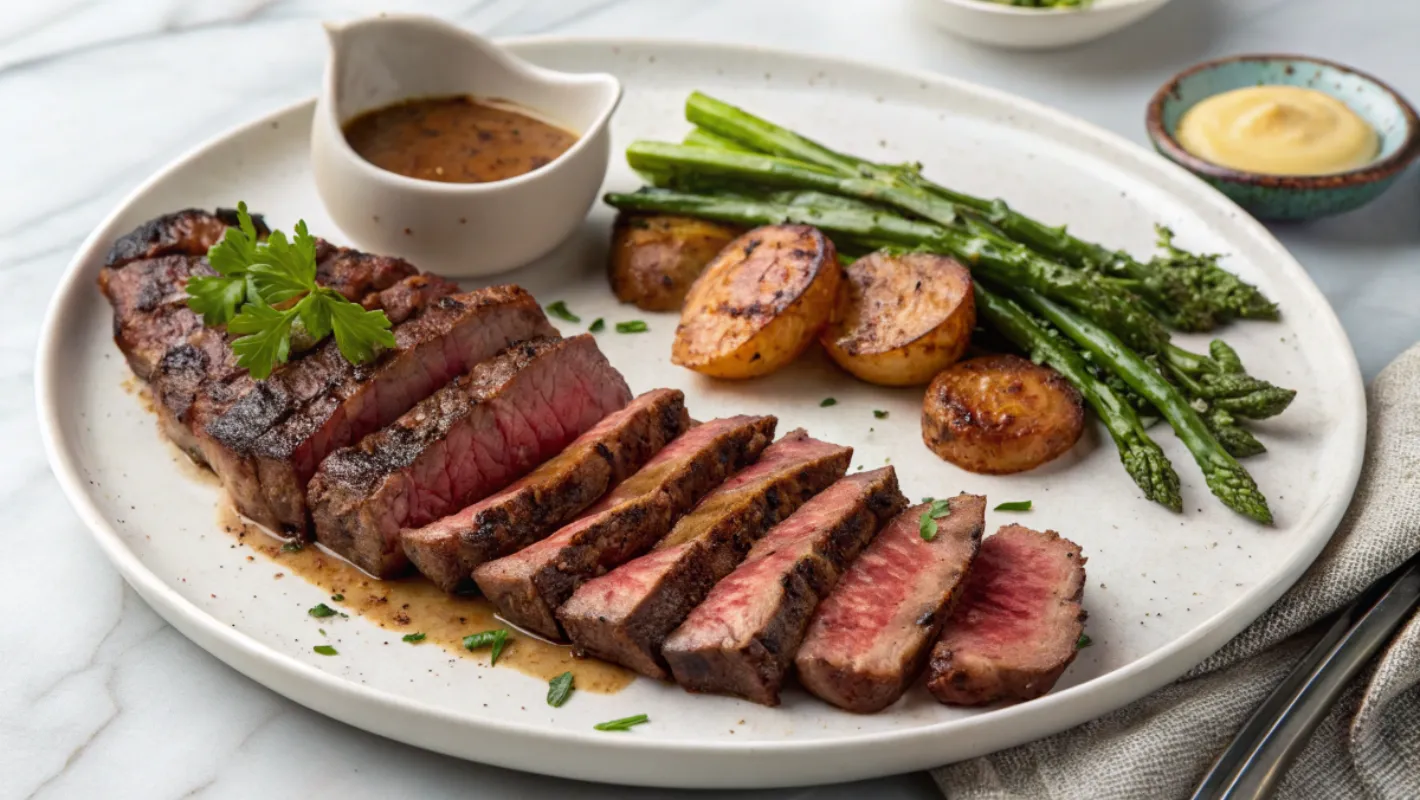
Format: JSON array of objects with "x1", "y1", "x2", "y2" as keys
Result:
[
  {"x1": 331, "y1": 594, "x2": 344, "y2": 602},
  {"x1": 403, "y1": 632, "x2": 427, "y2": 643},
  {"x1": 994, "y1": 500, "x2": 1033, "y2": 512},
  {"x1": 186, "y1": 202, "x2": 394, "y2": 380},
  {"x1": 594, "y1": 713, "x2": 649, "y2": 731},
  {"x1": 873, "y1": 409, "x2": 889, "y2": 419},
  {"x1": 308, "y1": 603, "x2": 338, "y2": 618},
  {"x1": 588, "y1": 317, "x2": 605, "y2": 333},
  {"x1": 280, "y1": 540, "x2": 304, "y2": 552},
  {"x1": 546, "y1": 301, "x2": 580, "y2": 322},
  {"x1": 919, "y1": 498, "x2": 953, "y2": 541},
  {"x1": 313, "y1": 645, "x2": 338, "y2": 656},
  {"x1": 463, "y1": 629, "x2": 510, "y2": 665},
  {"x1": 547, "y1": 671, "x2": 574, "y2": 707},
  {"x1": 820, "y1": 397, "x2": 837, "y2": 407},
  {"x1": 615, "y1": 320, "x2": 648, "y2": 333},
  {"x1": 1077, "y1": 633, "x2": 1093, "y2": 649}
]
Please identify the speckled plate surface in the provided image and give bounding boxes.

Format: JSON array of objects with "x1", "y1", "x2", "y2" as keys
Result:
[{"x1": 36, "y1": 39, "x2": 1365, "y2": 789}]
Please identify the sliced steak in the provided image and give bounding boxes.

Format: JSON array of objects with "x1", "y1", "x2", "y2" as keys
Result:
[
  {"x1": 663, "y1": 467, "x2": 906, "y2": 705},
  {"x1": 403, "y1": 389, "x2": 690, "y2": 593},
  {"x1": 99, "y1": 254, "x2": 209, "y2": 380},
  {"x1": 795, "y1": 493, "x2": 985, "y2": 713},
  {"x1": 309, "y1": 335, "x2": 631, "y2": 578},
  {"x1": 202, "y1": 285, "x2": 551, "y2": 535},
  {"x1": 104, "y1": 207, "x2": 268, "y2": 269},
  {"x1": 926, "y1": 524, "x2": 1086, "y2": 706},
  {"x1": 558, "y1": 430, "x2": 852, "y2": 679},
  {"x1": 474, "y1": 415, "x2": 776, "y2": 640}
]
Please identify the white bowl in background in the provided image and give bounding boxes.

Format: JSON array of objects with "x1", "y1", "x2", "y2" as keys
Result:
[
  {"x1": 911, "y1": 0, "x2": 1173, "y2": 50},
  {"x1": 311, "y1": 14, "x2": 621, "y2": 277}
]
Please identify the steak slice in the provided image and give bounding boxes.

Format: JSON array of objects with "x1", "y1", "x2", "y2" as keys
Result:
[
  {"x1": 795, "y1": 493, "x2": 985, "y2": 713},
  {"x1": 662, "y1": 467, "x2": 907, "y2": 705},
  {"x1": 99, "y1": 254, "x2": 208, "y2": 381},
  {"x1": 203, "y1": 286, "x2": 551, "y2": 535},
  {"x1": 926, "y1": 524, "x2": 1086, "y2": 706},
  {"x1": 104, "y1": 207, "x2": 268, "y2": 269},
  {"x1": 402, "y1": 389, "x2": 690, "y2": 593},
  {"x1": 558, "y1": 429, "x2": 852, "y2": 679},
  {"x1": 308, "y1": 335, "x2": 631, "y2": 577},
  {"x1": 473, "y1": 415, "x2": 776, "y2": 640}
]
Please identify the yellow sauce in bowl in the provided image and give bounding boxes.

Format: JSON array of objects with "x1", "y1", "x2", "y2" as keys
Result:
[{"x1": 1176, "y1": 86, "x2": 1379, "y2": 176}]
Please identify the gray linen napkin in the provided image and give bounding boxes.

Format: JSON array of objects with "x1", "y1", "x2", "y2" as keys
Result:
[{"x1": 934, "y1": 342, "x2": 1420, "y2": 800}]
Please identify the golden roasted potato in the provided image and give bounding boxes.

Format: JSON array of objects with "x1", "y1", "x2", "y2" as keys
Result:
[
  {"x1": 672, "y1": 224, "x2": 841, "y2": 379},
  {"x1": 922, "y1": 354, "x2": 1084, "y2": 474},
  {"x1": 608, "y1": 214, "x2": 743, "y2": 311},
  {"x1": 821, "y1": 251, "x2": 975, "y2": 386}
]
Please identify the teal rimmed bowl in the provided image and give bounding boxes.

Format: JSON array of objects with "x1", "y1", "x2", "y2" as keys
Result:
[{"x1": 1146, "y1": 54, "x2": 1420, "y2": 221}]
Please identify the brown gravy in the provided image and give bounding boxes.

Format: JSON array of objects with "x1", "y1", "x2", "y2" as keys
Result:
[
  {"x1": 343, "y1": 95, "x2": 578, "y2": 183},
  {"x1": 216, "y1": 499, "x2": 633, "y2": 694}
]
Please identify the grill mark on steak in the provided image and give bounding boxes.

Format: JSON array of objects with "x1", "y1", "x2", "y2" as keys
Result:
[
  {"x1": 473, "y1": 415, "x2": 776, "y2": 640},
  {"x1": 308, "y1": 335, "x2": 632, "y2": 578},
  {"x1": 202, "y1": 285, "x2": 550, "y2": 535},
  {"x1": 795, "y1": 493, "x2": 985, "y2": 713},
  {"x1": 99, "y1": 255, "x2": 210, "y2": 380},
  {"x1": 403, "y1": 389, "x2": 690, "y2": 594},
  {"x1": 927, "y1": 524, "x2": 1086, "y2": 706},
  {"x1": 558, "y1": 429, "x2": 852, "y2": 679},
  {"x1": 662, "y1": 467, "x2": 906, "y2": 705},
  {"x1": 104, "y1": 207, "x2": 269, "y2": 268}
]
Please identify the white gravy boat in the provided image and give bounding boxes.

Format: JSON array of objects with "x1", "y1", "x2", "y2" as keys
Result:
[{"x1": 312, "y1": 15, "x2": 621, "y2": 277}]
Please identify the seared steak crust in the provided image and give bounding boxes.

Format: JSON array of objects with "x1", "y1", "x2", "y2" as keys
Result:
[
  {"x1": 662, "y1": 467, "x2": 906, "y2": 705},
  {"x1": 558, "y1": 430, "x2": 852, "y2": 679},
  {"x1": 203, "y1": 285, "x2": 549, "y2": 534},
  {"x1": 473, "y1": 415, "x2": 776, "y2": 640},
  {"x1": 309, "y1": 335, "x2": 632, "y2": 578},
  {"x1": 927, "y1": 525, "x2": 1086, "y2": 706},
  {"x1": 403, "y1": 389, "x2": 690, "y2": 594},
  {"x1": 104, "y1": 207, "x2": 268, "y2": 268},
  {"x1": 795, "y1": 494, "x2": 985, "y2": 713}
]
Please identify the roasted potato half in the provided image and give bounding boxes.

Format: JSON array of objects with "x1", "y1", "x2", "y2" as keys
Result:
[
  {"x1": 922, "y1": 354, "x2": 1084, "y2": 474},
  {"x1": 608, "y1": 214, "x2": 743, "y2": 311},
  {"x1": 672, "y1": 224, "x2": 841, "y2": 379},
  {"x1": 821, "y1": 251, "x2": 975, "y2": 386}
]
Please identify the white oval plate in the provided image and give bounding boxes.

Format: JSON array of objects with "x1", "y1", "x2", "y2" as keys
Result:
[{"x1": 36, "y1": 38, "x2": 1364, "y2": 789}]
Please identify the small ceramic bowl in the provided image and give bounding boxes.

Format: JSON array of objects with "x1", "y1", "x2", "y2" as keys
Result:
[
  {"x1": 1147, "y1": 54, "x2": 1420, "y2": 221},
  {"x1": 911, "y1": 0, "x2": 1172, "y2": 50},
  {"x1": 311, "y1": 15, "x2": 621, "y2": 277}
]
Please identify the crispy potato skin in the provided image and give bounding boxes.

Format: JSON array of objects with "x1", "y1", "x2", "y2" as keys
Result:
[
  {"x1": 672, "y1": 224, "x2": 842, "y2": 379},
  {"x1": 922, "y1": 354, "x2": 1084, "y2": 474},
  {"x1": 822, "y1": 251, "x2": 975, "y2": 386},
  {"x1": 608, "y1": 214, "x2": 743, "y2": 311}
]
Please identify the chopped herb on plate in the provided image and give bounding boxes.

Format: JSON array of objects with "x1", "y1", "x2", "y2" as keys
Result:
[
  {"x1": 615, "y1": 320, "x2": 648, "y2": 333},
  {"x1": 588, "y1": 317, "x2": 605, "y2": 333},
  {"x1": 403, "y1": 632, "x2": 427, "y2": 643},
  {"x1": 995, "y1": 500, "x2": 1034, "y2": 512},
  {"x1": 1077, "y1": 633, "x2": 1093, "y2": 649},
  {"x1": 308, "y1": 603, "x2": 338, "y2": 618},
  {"x1": 330, "y1": 593, "x2": 344, "y2": 602},
  {"x1": 547, "y1": 671, "x2": 575, "y2": 707},
  {"x1": 545, "y1": 301, "x2": 580, "y2": 322},
  {"x1": 281, "y1": 540, "x2": 303, "y2": 552},
  {"x1": 594, "y1": 713, "x2": 649, "y2": 732},
  {"x1": 873, "y1": 409, "x2": 889, "y2": 419},
  {"x1": 919, "y1": 498, "x2": 953, "y2": 541},
  {"x1": 313, "y1": 645, "x2": 338, "y2": 656},
  {"x1": 464, "y1": 628, "x2": 510, "y2": 665},
  {"x1": 820, "y1": 397, "x2": 837, "y2": 407}
]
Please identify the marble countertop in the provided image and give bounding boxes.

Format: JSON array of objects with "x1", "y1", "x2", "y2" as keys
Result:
[{"x1": 4, "y1": 1, "x2": 1418, "y2": 798}]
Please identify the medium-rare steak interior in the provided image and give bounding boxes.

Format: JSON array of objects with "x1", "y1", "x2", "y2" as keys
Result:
[
  {"x1": 402, "y1": 388, "x2": 690, "y2": 593},
  {"x1": 203, "y1": 285, "x2": 554, "y2": 535},
  {"x1": 927, "y1": 524, "x2": 1086, "y2": 706},
  {"x1": 308, "y1": 335, "x2": 632, "y2": 577},
  {"x1": 795, "y1": 494, "x2": 985, "y2": 713},
  {"x1": 558, "y1": 429, "x2": 852, "y2": 679},
  {"x1": 474, "y1": 414, "x2": 777, "y2": 640},
  {"x1": 662, "y1": 466, "x2": 906, "y2": 705}
]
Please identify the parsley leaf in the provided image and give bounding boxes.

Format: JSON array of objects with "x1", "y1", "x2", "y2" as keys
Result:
[
  {"x1": 464, "y1": 629, "x2": 510, "y2": 665},
  {"x1": 588, "y1": 317, "x2": 605, "y2": 333},
  {"x1": 820, "y1": 398, "x2": 837, "y2": 407},
  {"x1": 331, "y1": 594, "x2": 344, "y2": 602},
  {"x1": 325, "y1": 292, "x2": 396, "y2": 364},
  {"x1": 313, "y1": 645, "x2": 338, "y2": 656},
  {"x1": 308, "y1": 603, "x2": 338, "y2": 618},
  {"x1": 185, "y1": 274, "x2": 250, "y2": 325},
  {"x1": 229, "y1": 300, "x2": 296, "y2": 380},
  {"x1": 546, "y1": 301, "x2": 580, "y2": 323},
  {"x1": 994, "y1": 500, "x2": 1033, "y2": 512},
  {"x1": 919, "y1": 499, "x2": 953, "y2": 541},
  {"x1": 594, "y1": 713, "x2": 649, "y2": 732},
  {"x1": 615, "y1": 320, "x2": 648, "y2": 333},
  {"x1": 280, "y1": 539, "x2": 304, "y2": 552},
  {"x1": 1077, "y1": 633, "x2": 1093, "y2": 649},
  {"x1": 403, "y1": 632, "x2": 427, "y2": 643},
  {"x1": 873, "y1": 409, "x2": 889, "y2": 419},
  {"x1": 547, "y1": 671, "x2": 574, "y2": 707}
]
